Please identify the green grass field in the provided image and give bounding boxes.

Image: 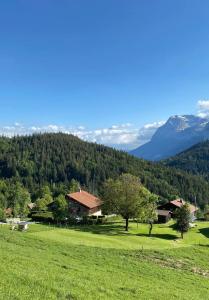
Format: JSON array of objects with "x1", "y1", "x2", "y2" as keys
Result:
[{"x1": 1, "y1": 221, "x2": 209, "y2": 300}]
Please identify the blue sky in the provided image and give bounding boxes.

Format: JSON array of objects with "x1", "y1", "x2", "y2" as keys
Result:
[{"x1": 1, "y1": 0, "x2": 209, "y2": 149}]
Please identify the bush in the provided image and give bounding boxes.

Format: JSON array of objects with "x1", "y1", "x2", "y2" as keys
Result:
[
  {"x1": 96, "y1": 216, "x2": 106, "y2": 224},
  {"x1": 196, "y1": 209, "x2": 204, "y2": 220},
  {"x1": 105, "y1": 215, "x2": 122, "y2": 223},
  {"x1": 84, "y1": 216, "x2": 97, "y2": 225},
  {"x1": 0, "y1": 207, "x2": 6, "y2": 222},
  {"x1": 79, "y1": 216, "x2": 104, "y2": 225},
  {"x1": 30, "y1": 212, "x2": 54, "y2": 223},
  {"x1": 205, "y1": 213, "x2": 209, "y2": 221}
]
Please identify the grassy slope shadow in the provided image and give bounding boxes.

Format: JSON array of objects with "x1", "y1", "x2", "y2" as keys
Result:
[
  {"x1": 65, "y1": 223, "x2": 178, "y2": 240},
  {"x1": 136, "y1": 233, "x2": 177, "y2": 240},
  {"x1": 71, "y1": 223, "x2": 131, "y2": 236},
  {"x1": 199, "y1": 227, "x2": 209, "y2": 238}
]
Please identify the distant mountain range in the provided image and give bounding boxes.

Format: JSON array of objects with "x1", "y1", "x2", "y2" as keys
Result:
[{"x1": 130, "y1": 115, "x2": 209, "y2": 160}]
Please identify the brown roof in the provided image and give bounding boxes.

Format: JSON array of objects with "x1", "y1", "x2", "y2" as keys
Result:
[
  {"x1": 170, "y1": 199, "x2": 197, "y2": 213},
  {"x1": 66, "y1": 190, "x2": 102, "y2": 209}
]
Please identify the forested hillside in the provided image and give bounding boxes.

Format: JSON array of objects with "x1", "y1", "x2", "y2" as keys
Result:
[
  {"x1": 0, "y1": 133, "x2": 209, "y2": 208},
  {"x1": 164, "y1": 140, "x2": 209, "y2": 180}
]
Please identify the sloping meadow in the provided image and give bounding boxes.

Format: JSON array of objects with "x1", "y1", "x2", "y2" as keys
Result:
[{"x1": 1, "y1": 222, "x2": 209, "y2": 299}]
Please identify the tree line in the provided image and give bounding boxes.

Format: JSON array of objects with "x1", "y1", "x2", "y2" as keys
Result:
[
  {"x1": 0, "y1": 133, "x2": 209, "y2": 217},
  {"x1": 164, "y1": 140, "x2": 209, "y2": 181}
]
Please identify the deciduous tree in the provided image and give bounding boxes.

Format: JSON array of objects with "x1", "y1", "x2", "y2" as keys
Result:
[
  {"x1": 139, "y1": 194, "x2": 158, "y2": 236},
  {"x1": 53, "y1": 194, "x2": 68, "y2": 222},
  {"x1": 103, "y1": 173, "x2": 157, "y2": 231}
]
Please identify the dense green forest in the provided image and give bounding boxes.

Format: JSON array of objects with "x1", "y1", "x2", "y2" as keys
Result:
[
  {"x1": 164, "y1": 140, "x2": 209, "y2": 180},
  {"x1": 0, "y1": 133, "x2": 209, "y2": 214}
]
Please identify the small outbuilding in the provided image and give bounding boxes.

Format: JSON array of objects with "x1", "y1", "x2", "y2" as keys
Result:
[{"x1": 157, "y1": 210, "x2": 172, "y2": 223}]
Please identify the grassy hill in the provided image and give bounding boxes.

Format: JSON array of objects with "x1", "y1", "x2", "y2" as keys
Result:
[
  {"x1": 164, "y1": 140, "x2": 209, "y2": 180},
  {"x1": 1, "y1": 133, "x2": 209, "y2": 206},
  {"x1": 1, "y1": 221, "x2": 209, "y2": 299}
]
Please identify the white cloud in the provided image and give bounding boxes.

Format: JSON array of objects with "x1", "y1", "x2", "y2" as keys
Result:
[
  {"x1": 134, "y1": 121, "x2": 165, "y2": 149},
  {"x1": 143, "y1": 121, "x2": 165, "y2": 130},
  {"x1": 197, "y1": 100, "x2": 209, "y2": 117},
  {"x1": 0, "y1": 121, "x2": 164, "y2": 150}
]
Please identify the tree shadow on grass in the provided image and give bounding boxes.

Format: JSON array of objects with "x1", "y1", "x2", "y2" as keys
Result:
[
  {"x1": 42, "y1": 222, "x2": 131, "y2": 236},
  {"x1": 55, "y1": 223, "x2": 133, "y2": 236},
  {"x1": 66, "y1": 224, "x2": 178, "y2": 240},
  {"x1": 44, "y1": 222, "x2": 178, "y2": 239},
  {"x1": 198, "y1": 244, "x2": 209, "y2": 248},
  {"x1": 168, "y1": 223, "x2": 177, "y2": 230},
  {"x1": 136, "y1": 233, "x2": 177, "y2": 240},
  {"x1": 199, "y1": 227, "x2": 209, "y2": 239},
  {"x1": 72, "y1": 223, "x2": 132, "y2": 236}
]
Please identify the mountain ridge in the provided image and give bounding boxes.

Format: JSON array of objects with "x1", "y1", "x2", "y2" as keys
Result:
[
  {"x1": 164, "y1": 139, "x2": 209, "y2": 180},
  {"x1": 130, "y1": 114, "x2": 209, "y2": 160}
]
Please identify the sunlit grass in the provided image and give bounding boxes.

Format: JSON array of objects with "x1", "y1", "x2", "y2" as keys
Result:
[{"x1": 0, "y1": 221, "x2": 209, "y2": 299}]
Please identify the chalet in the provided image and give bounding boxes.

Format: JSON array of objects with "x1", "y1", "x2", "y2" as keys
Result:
[
  {"x1": 65, "y1": 190, "x2": 103, "y2": 217},
  {"x1": 158, "y1": 198, "x2": 198, "y2": 222}
]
